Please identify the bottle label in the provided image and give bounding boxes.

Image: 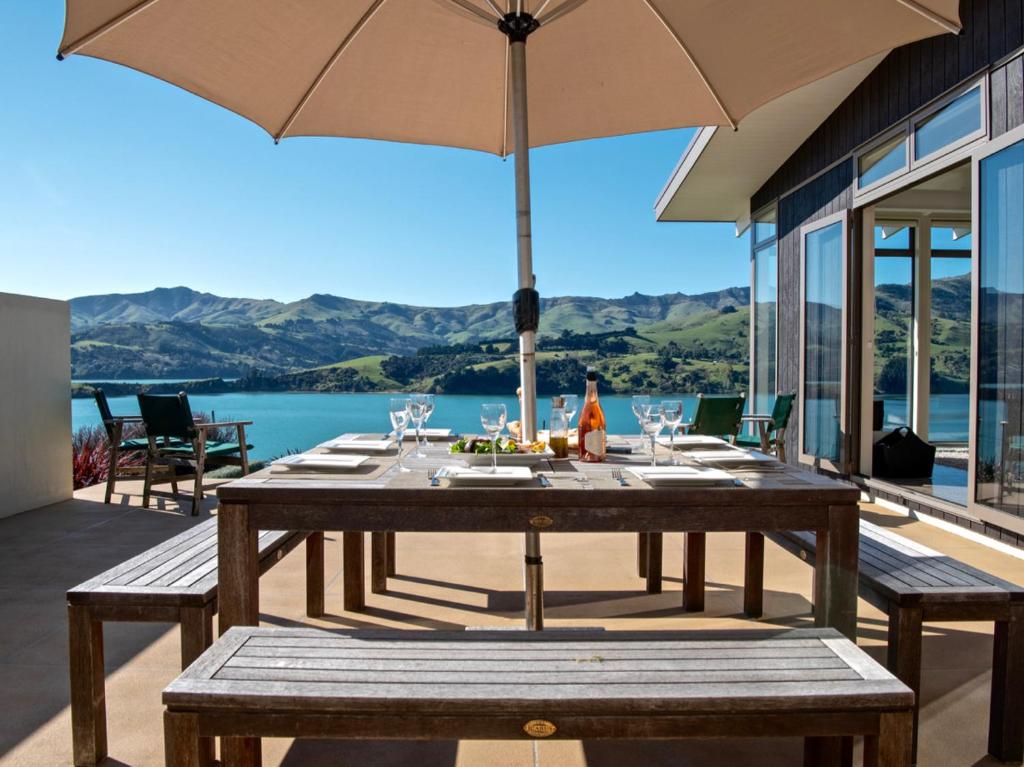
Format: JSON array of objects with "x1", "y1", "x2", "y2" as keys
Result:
[{"x1": 584, "y1": 429, "x2": 606, "y2": 456}]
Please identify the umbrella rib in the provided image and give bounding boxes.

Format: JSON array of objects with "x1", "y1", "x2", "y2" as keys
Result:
[
  {"x1": 57, "y1": 0, "x2": 163, "y2": 60},
  {"x1": 895, "y1": 0, "x2": 962, "y2": 34},
  {"x1": 442, "y1": 0, "x2": 501, "y2": 25},
  {"x1": 502, "y1": 43, "x2": 510, "y2": 157},
  {"x1": 274, "y1": 0, "x2": 389, "y2": 143},
  {"x1": 642, "y1": 0, "x2": 736, "y2": 131},
  {"x1": 536, "y1": 0, "x2": 589, "y2": 26}
]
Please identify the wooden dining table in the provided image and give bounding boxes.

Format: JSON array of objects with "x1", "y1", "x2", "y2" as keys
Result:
[{"x1": 215, "y1": 437, "x2": 861, "y2": 638}]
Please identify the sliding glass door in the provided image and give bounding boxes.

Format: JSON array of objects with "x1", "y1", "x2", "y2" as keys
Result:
[
  {"x1": 800, "y1": 212, "x2": 848, "y2": 470},
  {"x1": 751, "y1": 208, "x2": 778, "y2": 418},
  {"x1": 973, "y1": 132, "x2": 1024, "y2": 519}
]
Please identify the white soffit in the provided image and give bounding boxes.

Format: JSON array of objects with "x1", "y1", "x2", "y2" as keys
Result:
[{"x1": 655, "y1": 53, "x2": 888, "y2": 226}]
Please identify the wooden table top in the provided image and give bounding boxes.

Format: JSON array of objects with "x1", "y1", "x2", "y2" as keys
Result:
[
  {"x1": 164, "y1": 626, "x2": 911, "y2": 715},
  {"x1": 217, "y1": 435, "x2": 858, "y2": 508}
]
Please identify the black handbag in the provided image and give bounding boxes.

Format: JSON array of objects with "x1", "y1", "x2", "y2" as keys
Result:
[{"x1": 872, "y1": 427, "x2": 936, "y2": 479}]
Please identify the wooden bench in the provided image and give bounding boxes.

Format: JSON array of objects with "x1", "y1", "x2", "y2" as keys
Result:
[
  {"x1": 746, "y1": 520, "x2": 1024, "y2": 763},
  {"x1": 68, "y1": 518, "x2": 325, "y2": 767},
  {"x1": 162, "y1": 626, "x2": 914, "y2": 767}
]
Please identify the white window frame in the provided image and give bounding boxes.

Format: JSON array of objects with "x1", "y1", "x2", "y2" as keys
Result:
[
  {"x1": 750, "y1": 204, "x2": 779, "y2": 424},
  {"x1": 911, "y1": 80, "x2": 988, "y2": 169},
  {"x1": 799, "y1": 210, "x2": 849, "y2": 473},
  {"x1": 853, "y1": 76, "x2": 989, "y2": 206},
  {"x1": 854, "y1": 124, "x2": 911, "y2": 195}
]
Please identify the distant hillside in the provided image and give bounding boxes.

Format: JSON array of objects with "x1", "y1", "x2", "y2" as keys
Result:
[{"x1": 70, "y1": 286, "x2": 750, "y2": 379}]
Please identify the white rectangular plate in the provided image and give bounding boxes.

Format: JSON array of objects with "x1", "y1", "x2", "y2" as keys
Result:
[
  {"x1": 460, "y1": 449, "x2": 554, "y2": 467},
  {"x1": 318, "y1": 438, "x2": 395, "y2": 453},
  {"x1": 689, "y1": 449, "x2": 779, "y2": 467},
  {"x1": 627, "y1": 466, "x2": 736, "y2": 486},
  {"x1": 658, "y1": 435, "x2": 728, "y2": 449},
  {"x1": 389, "y1": 428, "x2": 453, "y2": 441},
  {"x1": 442, "y1": 466, "x2": 535, "y2": 486},
  {"x1": 271, "y1": 454, "x2": 371, "y2": 472}
]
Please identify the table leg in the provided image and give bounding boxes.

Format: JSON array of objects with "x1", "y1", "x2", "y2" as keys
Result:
[
  {"x1": 525, "y1": 531, "x2": 544, "y2": 630},
  {"x1": 371, "y1": 532, "x2": 388, "y2": 594},
  {"x1": 989, "y1": 603, "x2": 1024, "y2": 762},
  {"x1": 306, "y1": 532, "x2": 324, "y2": 618},
  {"x1": 69, "y1": 605, "x2": 106, "y2": 767},
  {"x1": 343, "y1": 532, "x2": 365, "y2": 612},
  {"x1": 222, "y1": 736, "x2": 261, "y2": 767},
  {"x1": 683, "y1": 533, "x2": 705, "y2": 612},
  {"x1": 823, "y1": 504, "x2": 859, "y2": 640},
  {"x1": 386, "y1": 531, "x2": 396, "y2": 576},
  {"x1": 802, "y1": 736, "x2": 848, "y2": 767},
  {"x1": 743, "y1": 532, "x2": 764, "y2": 617},
  {"x1": 646, "y1": 532, "x2": 663, "y2": 594},
  {"x1": 637, "y1": 533, "x2": 648, "y2": 578},
  {"x1": 217, "y1": 504, "x2": 259, "y2": 636}
]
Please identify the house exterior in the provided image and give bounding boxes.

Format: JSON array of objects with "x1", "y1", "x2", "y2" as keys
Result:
[{"x1": 658, "y1": 0, "x2": 1024, "y2": 542}]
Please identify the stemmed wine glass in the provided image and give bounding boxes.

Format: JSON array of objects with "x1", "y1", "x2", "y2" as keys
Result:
[
  {"x1": 560, "y1": 394, "x2": 579, "y2": 428},
  {"x1": 389, "y1": 397, "x2": 412, "y2": 473},
  {"x1": 640, "y1": 403, "x2": 665, "y2": 468},
  {"x1": 407, "y1": 396, "x2": 427, "y2": 458},
  {"x1": 662, "y1": 400, "x2": 684, "y2": 465},
  {"x1": 480, "y1": 403, "x2": 508, "y2": 474},
  {"x1": 631, "y1": 395, "x2": 651, "y2": 453}
]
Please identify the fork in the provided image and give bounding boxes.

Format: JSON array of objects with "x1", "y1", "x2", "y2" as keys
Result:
[
  {"x1": 611, "y1": 469, "x2": 628, "y2": 486},
  {"x1": 427, "y1": 468, "x2": 440, "y2": 487}
]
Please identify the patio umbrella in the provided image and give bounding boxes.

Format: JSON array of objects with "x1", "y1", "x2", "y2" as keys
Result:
[{"x1": 58, "y1": 0, "x2": 960, "y2": 629}]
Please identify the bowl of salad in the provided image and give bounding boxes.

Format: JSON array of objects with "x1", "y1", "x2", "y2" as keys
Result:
[{"x1": 450, "y1": 437, "x2": 554, "y2": 467}]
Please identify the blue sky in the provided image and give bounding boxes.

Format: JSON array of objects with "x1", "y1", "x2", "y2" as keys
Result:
[{"x1": 0, "y1": 2, "x2": 749, "y2": 306}]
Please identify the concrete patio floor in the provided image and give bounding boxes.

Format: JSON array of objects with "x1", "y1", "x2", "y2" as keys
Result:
[{"x1": 1, "y1": 479, "x2": 1021, "y2": 766}]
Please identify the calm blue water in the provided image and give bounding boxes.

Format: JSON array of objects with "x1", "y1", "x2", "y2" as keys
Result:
[
  {"x1": 73, "y1": 392, "x2": 700, "y2": 461},
  {"x1": 73, "y1": 391, "x2": 972, "y2": 462}
]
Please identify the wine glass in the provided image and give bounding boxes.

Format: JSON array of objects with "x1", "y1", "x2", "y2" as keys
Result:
[
  {"x1": 389, "y1": 398, "x2": 412, "y2": 472},
  {"x1": 411, "y1": 393, "x2": 434, "y2": 457},
  {"x1": 480, "y1": 403, "x2": 508, "y2": 474},
  {"x1": 662, "y1": 400, "x2": 684, "y2": 465},
  {"x1": 640, "y1": 403, "x2": 665, "y2": 468},
  {"x1": 560, "y1": 394, "x2": 579, "y2": 428},
  {"x1": 631, "y1": 395, "x2": 651, "y2": 453},
  {"x1": 407, "y1": 396, "x2": 427, "y2": 458}
]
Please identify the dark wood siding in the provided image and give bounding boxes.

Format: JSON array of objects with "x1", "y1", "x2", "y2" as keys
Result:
[
  {"x1": 751, "y1": 0, "x2": 1024, "y2": 466},
  {"x1": 752, "y1": 0, "x2": 1024, "y2": 212}
]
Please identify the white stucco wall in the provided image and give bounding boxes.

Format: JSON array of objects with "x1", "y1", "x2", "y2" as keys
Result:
[{"x1": 0, "y1": 292, "x2": 71, "y2": 517}]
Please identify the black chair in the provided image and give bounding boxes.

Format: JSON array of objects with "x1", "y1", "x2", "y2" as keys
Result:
[{"x1": 137, "y1": 392, "x2": 253, "y2": 515}]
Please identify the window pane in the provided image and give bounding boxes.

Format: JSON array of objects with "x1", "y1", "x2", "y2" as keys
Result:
[
  {"x1": 752, "y1": 243, "x2": 777, "y2": 416},
  {"x1": 803, "y1": 221, "x2": 844, "y2": 462},
  {"x1": 754, "y1": 208, "x2": 776, "y2": 245},
  {"x1": 976, "y1": 140, "x2": 1024, "y2": 515},
  {"x1": 859, "y1": 134, "x2": 906, "y2": 189},
  {"x1": 930, "y1": 247, "x2": 971, "y2": 443},
  {"x1": 914, "y1": 86, "x2": 981, "y2": 161},
  {"x1": 873, "y1": 226, "x2": 914, "y2": 432}
]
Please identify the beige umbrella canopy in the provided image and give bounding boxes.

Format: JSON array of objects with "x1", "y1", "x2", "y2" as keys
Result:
[{"x1": 60, "y1": 0, "x2": 959, "y2": 629}]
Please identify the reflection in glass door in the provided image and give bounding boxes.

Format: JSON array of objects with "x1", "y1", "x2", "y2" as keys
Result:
[
  {"x1": 873, "y1": 224, "x2": 915, "y2": 430},
  {"x1": 975, "y1": 138, "x2": 1024, "y2": 517},
  {"x1": 801, "y1": 213, "x2": 847, "y2": 468}
]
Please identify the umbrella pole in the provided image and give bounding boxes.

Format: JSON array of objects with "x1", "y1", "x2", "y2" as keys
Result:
[{"x1": 508, "y1": 24, "x2": 543, "y2": 631}]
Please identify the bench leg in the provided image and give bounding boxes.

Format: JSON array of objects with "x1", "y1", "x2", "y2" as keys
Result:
[
  {"x1": 371, "y1": 531, "x2": 388, "y2": 594},
  {"x1": 164, "y1": 711, "x2": 201, "y2": 767},
  {"x1": 386, "y1": 531, "x2": 396, "y2": 576},
  {"x1": 886, "y1": 605, "x2": 922, "y2": 763},
  {"x1": 989, "y1": 604, "x2": 1024, "y2": 762},
  {"x1": 343, "y1": 531, "x2": 365, "y2": 612},
  {"x1": 864, "y1": 711, "x2": 913, "y2": 767},
  {"x1": 69, "y1": 605, "x2": 106, "y2": 767},
  {"x1": 637, "y1": 533, "x2": 648, "y2": 578},
  {"x1": 180, "y1": 604, "x2": 216, "y2": 767},
  {"x1": 682, "y1": 533, "x2": 705, "y2": 612},
  {"x1": 743, "y1": 532, "x2": 764, "y2": 618},
  {"x1": 802, "y1": 736, "x2": 851, "y2": 767},
  {"x1": 306, "y1": 532, "x2": 325, "y2": 618},
  {"x1": 222, "y1": 736, "x2": 261, "y2": 767},
  {"x1": 646, "y1": 532, "x2": 663, "y2": 594}
]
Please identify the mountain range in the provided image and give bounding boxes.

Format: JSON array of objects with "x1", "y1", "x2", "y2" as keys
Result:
[{"x1": 70, "y1": 285, "x2": 750, "y2": 379}]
